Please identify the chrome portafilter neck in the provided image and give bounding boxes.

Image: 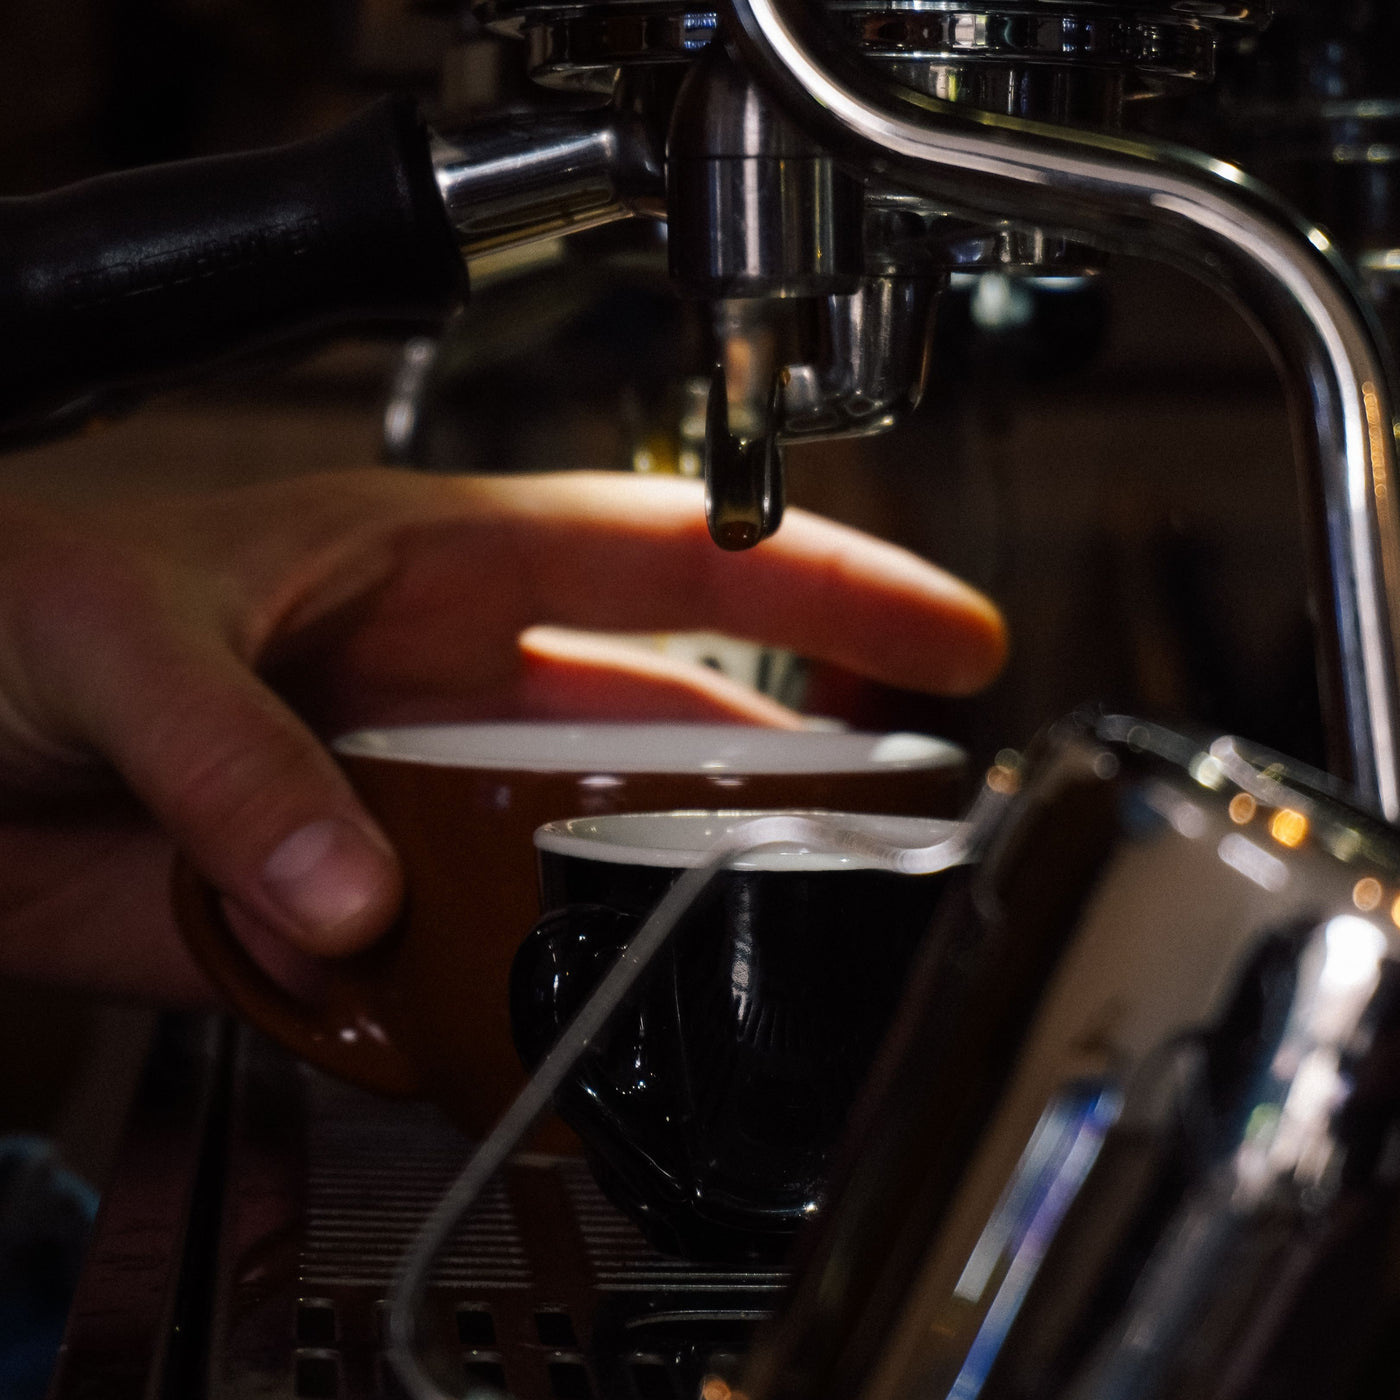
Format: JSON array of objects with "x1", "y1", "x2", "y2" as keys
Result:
[
  {"x1": 667, "y1": 41, "x2": 862, "y2": 547},
  {"x1": 705, "y1": 354, "x2": 786, "y2": 549}
]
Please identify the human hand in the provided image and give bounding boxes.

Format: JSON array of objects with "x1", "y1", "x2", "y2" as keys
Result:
[{"x1": 0, "y1": 468, "x2": 1005, "y2": 999}]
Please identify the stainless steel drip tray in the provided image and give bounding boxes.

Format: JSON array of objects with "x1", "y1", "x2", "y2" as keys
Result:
[{"x1": 201, "y1": 1024, "x2": 788, "y2": 1400}]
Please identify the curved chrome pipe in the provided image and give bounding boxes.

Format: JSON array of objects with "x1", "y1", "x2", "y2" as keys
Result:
[{"x1": 720, "y1": 0, "x2": 1400, "y2": 817}]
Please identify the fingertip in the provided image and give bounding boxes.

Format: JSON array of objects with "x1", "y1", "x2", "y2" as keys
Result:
[
  {"x1": 736, "y1": 506, "x2": 1011, "y2": 697},
  {"x1": 944, "y1": 594, "x2": 1010, "y2": 695},
  {"x1": 259, "y1": 817, "x2": 404, "y2": 956}
]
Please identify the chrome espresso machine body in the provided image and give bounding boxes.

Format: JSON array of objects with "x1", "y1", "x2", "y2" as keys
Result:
[
  {"x1": 423, "y1": 0, "x2": 1400, "y2": 817},
  {"x1": 4, "y1": 0, "x2": 1397, "y2": 805}
]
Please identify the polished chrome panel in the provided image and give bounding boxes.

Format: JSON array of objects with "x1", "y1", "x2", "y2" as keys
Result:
[{"x1": 742, "y1": 714, "x2": 1400, "y2": 1400}]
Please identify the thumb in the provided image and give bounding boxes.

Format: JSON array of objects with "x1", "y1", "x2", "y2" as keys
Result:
[{"x1": 53, "y1": 610, "x2": 402, "y2": 957}]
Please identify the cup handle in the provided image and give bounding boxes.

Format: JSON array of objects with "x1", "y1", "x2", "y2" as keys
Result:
[
  {"x1": 509, "y1": 903, "x2": 639, "y2": 1071},
  {"x1": 171, "y1": 854, "x2": 423, "y2": 1097}
]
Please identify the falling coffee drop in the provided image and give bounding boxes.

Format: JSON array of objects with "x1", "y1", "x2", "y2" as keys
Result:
[{"x1": 704, "y1": 363, "x2": 785, "y2": 551}]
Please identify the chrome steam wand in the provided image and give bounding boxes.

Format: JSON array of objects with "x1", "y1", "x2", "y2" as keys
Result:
[{"x1": 712, "y1": 0, "x2": 1400, "y2": 817}]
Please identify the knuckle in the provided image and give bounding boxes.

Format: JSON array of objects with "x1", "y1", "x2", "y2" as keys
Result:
[{"x1": 157, "y1": 713, "x2": 323, "y2": 864}]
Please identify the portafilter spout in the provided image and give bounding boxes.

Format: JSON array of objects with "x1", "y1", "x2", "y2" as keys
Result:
[{"x1": 668, "y1": 42, "x2": 942, "y2": 549}]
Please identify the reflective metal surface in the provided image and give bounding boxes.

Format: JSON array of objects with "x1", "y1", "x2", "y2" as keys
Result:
[
  {"x1": 741, "y1": 712, "x2": 1400, "y2": 1400},
  {"x1": 664, "y1": 40, "x2": 951, "y2": 546},
  {"x1": 424, "y1": 0, "x2": 1400, "y2": 806},
  {"x1": 701, "y1": 276, "x2": 939, "y2": 545},
  {"x1": 468, "y1": 0, "x2": 1257, "y2": 97},
  {"x1": 428, "y1": 2, "x2": 1286, "y2": 553},
  {"x1": 700, "y1": 278, "x2": 940, "y2": 546},
  {"x1": 776, "y1": 276, "x2": 939, "y2": 438},
  {"x1": 667, "y1": 44, "x2": 864, "y2": 296},
  {"x1": 431, "y1": 109, "x2": 664, "y2": 258},
  {"x1": 716, "y1": 0, "x2": 1400, "y2": 814},
  {"x1": 705, "y1": 349, "x2": 785, "y2": 548}
]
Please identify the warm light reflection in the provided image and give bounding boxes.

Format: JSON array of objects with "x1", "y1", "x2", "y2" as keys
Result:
[
  {"x1": 1353, "y1": 877, "x2": 1384, "y2": 912},
  {"x1": 1364, "y1": 380, "x2": 1389, "y2": 504},
  {"x1": 986, "y1": 764, "x2": 1020, "y2": 795},
  {"x1": 1270, "y1": 808, "x2": 1309, "y2": 848},
  {"x1": 702, "y1": 1380, "x2": 733, "y2": 1400},
  {"x1": 1391, "y1": 893, "x2": 1400, "y2": 929},
  {"x1": 1229, "y1": 793, "x2": 1257, "y2": 825}
]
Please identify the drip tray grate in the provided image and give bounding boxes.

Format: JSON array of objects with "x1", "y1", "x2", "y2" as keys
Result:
[{"x1": 209, "y1": 1029, "x2": 788, "y2": 1400}]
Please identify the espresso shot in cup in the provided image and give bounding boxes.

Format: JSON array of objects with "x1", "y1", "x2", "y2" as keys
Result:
[
  {"x1": 511, "y1": 810, "x2": 962, "y2": 1260},
  {"x1": 173, "y1": 723, "x2": 965, "y2": 1141}
]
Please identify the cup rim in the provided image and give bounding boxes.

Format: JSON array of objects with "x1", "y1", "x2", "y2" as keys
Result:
[
  {"x1": 533, "y1": 809, "x2": 963, "y2": 871},
  {"x1": 332, "y1": 721, "x2": 963, "y2": 775}
]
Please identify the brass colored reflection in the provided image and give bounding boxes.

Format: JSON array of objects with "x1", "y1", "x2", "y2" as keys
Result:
[{"x1": 1269, "y1": 808, "x2": 1308, "y2": 848}]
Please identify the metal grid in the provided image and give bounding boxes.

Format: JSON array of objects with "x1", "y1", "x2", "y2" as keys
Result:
[{"x1": 207, "y1": 1030, "x2": 789, "y2": 1400}]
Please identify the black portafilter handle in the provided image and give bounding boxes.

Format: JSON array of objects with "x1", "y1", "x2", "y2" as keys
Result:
[{"x1": 0, "y1": 95, "x2": 464, "y2": 435}]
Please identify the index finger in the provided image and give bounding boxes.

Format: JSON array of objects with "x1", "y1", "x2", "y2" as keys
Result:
[{"x1": 470, "y1": 473, "x2": 1008, "y2": 697}]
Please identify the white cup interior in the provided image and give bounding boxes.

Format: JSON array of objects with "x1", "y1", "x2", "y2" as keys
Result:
[
  {"x1": 333, "y1": 721, "x2": 962, "y2": 775},
  {"x1": 534, "y1": 810, "x2": 963, "y2": 872}
]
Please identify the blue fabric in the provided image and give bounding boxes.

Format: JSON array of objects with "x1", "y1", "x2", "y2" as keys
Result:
[{"x1": 0, "y1": 1136, "x2": 97, "y2": 1400}]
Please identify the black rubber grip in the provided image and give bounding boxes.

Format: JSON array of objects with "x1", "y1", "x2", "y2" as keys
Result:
[{"x1": 0, "y1": 96, "x2": 465, "y2": 431}]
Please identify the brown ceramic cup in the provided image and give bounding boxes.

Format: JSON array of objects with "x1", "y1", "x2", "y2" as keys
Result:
[{"x1": 173, "y1": 722, "x2": 966, "y2": 1138}]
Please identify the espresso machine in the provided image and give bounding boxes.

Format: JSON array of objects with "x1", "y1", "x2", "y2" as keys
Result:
[
  {"x1": 33, "y1": 2, "x2": 1400, "y2": 1397},
  {"x1": 4, "y1": 0, "x2": 1398, "y2": 802}
]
